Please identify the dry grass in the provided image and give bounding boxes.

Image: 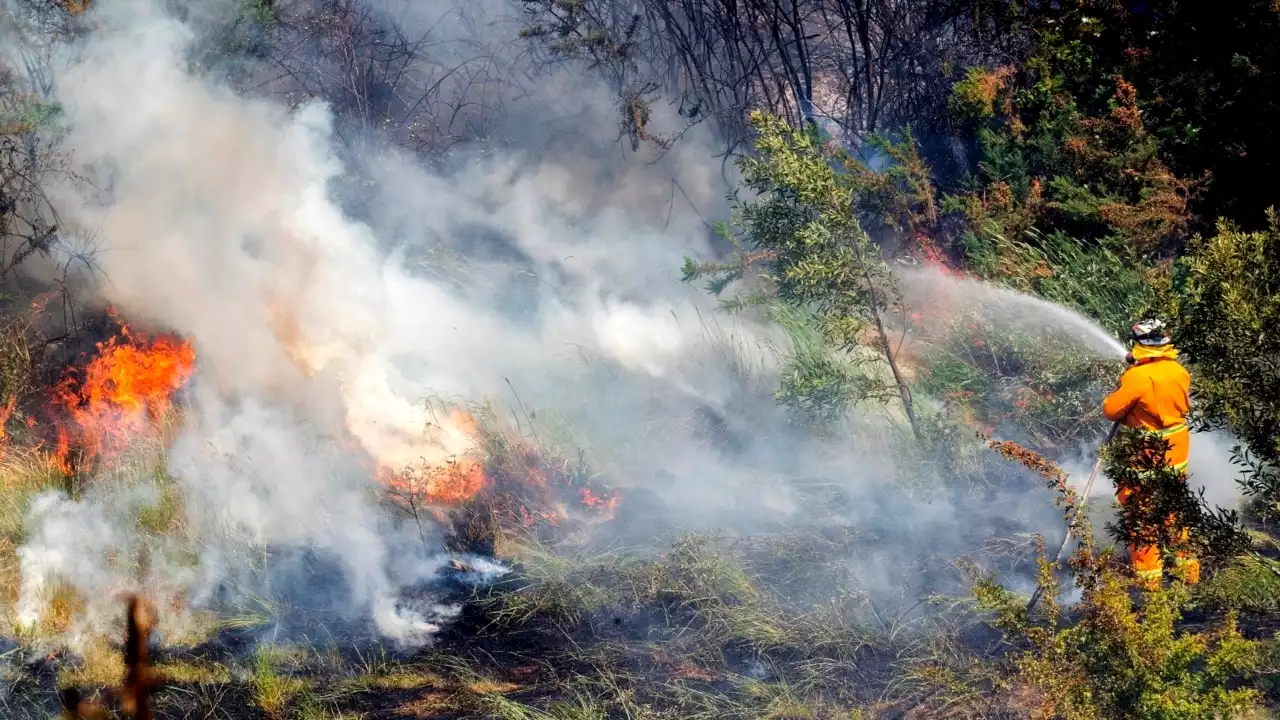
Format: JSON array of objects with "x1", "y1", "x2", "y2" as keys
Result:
[
  {"x1": 251, "y1": 645, "x2": 313, "y2": 719},
  {"x1": 460, "y1": 531, "x2": 961, "y2": 717},
  {"x1": 0, "y1": 448, "x2": 64, "y2": 541},
  {"x1": 0, "y1": 443, "x2": 1162, "y2": 720},
  {"x1": 1196, "y1": 555, "x2": 1280, "y2": 613},
  {"x1": 17, "y1": 527, "x2": 919, "y2": 718},
  {"x1": 338, "y1": 668, "x2": 437, "y2": 693},
  {"x1": 25, "y1": 580, "x2": 87, "y2": 639},
  {"x1": 11, "y1": 516, "x2": 1258, "y2": 720},
  {"x1": 57, "y1": 636, "x2": 127, "y2": 690},
  {"x1": 153, "y1": 658, "x2": 233, "y2": 685},
  {"x1": 0, "y1": 449, "x2": 65, "y2": 622},
  {"x1": 0, "y1": 369, "x2": 1263, "y2": 719}
]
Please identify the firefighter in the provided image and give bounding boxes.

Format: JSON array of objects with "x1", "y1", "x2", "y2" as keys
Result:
[{"x1": 1102, "y1": 318, "x2": 1198, "y2": 590}]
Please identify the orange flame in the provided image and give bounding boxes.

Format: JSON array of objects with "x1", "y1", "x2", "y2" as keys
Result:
[
  {"x1": 0, "y1": 394, "x2": 15, "y2": 441},
  {"x1": 383, "y1": 457, "x2": 488, "y2": 506},
  {"x1": 381, "y1": 409, "x2": 489, "y2": 506},
  {"x1": 53, "y1": 324, "x2": 196, "y2": 474},
  {"x1": 376, "y1": 405, "x2": 624, "y2": 531},
  {"x1": 579, "y1": 487, "x2": 620, "y2": 518},
  {"x1": 0, "y1": 394, "x2": 15, "y2": 462}
]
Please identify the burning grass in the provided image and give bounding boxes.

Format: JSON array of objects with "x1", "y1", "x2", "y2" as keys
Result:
[
  {"x1": 0, "y1": 391, "x2": 1016, "y2": 719},
  {"x1": 0, "y1": 451, "x2": 1216, "y2": 717},
  {"x1": 11, "y1": 543, "x2": 989, "y2": 719},
  {"x1": 380, "y1": 402, "x2": 625, "y2": 558},
  {"x1": 50, "y1": 320, "x2": 195, "y2": 478}
]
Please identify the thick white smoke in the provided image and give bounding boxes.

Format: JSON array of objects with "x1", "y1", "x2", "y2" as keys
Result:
[{"x1": 13, "y1": 0, "x2": 766, "y2": 645}]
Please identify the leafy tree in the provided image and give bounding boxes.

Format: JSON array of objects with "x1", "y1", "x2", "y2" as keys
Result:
[
  {"x1": 683, "y1": 111, "x2": 922, "y2": 441},
  {"x1": 759, "y1": 302, "x2": 877, "y2": 433},
  {"x1": 1165, "y1": 210, "x2": 1280, "y2": 523},
  {"x1": 1011, "y1": 0, "x2": 1280, "y2": 231},
  {"x1": 945, "y1": 48, "x2": 1197, "y2": 259},
  {"x1": 945, "y1": 0, "x2": 1280, "y2": 251}
]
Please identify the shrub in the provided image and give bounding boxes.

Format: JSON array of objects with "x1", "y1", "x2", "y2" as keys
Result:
[
  {"x1": 684, "y1": 111, "x2": 924, "y2": 441},
  {"x1": 1103, "y1": 428, "x2": 1250, "y2": 571},
  {"x1": 1166, "y1": 210, "x2": 1280, "y2": 522},
  {"x1": 973, "y1": 438, "x2": 1262, "y2": 719}
]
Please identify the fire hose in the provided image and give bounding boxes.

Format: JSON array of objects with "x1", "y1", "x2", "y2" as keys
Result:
[
  {"x1": 1022, "y1": 420, "x2": 1121, "y2": 616},
  {"x1": 985, "y1": 420, "x2": 1120, "y2": 657},
  {"x1": 1024, "y1": 416, "x2": 1280, "y2": 617}
]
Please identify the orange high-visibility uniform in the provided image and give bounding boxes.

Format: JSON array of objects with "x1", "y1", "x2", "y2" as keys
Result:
[{"x1": 1101, "y1": 343, "x2": 1198, "y2": 588}]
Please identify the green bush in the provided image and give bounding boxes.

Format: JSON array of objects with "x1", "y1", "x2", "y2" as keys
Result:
[
  {"x1": 1166, "y1": 210, "x2": 1280, "y2": 522},
  {"x1": 1103, "y1": 428, "x2": 1250, "y2": 571},
  {"x1": 684, "y1": 111, "x2": 925, "y2": 441},
  {"x1": 973, "y1": 440, "x2": 1263, "y2": 720},
  {"x1": 917, "y1": 311, "x2": 1118, "y2": 455}
]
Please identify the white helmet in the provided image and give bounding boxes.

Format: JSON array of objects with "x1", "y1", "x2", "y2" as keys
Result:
[{"x1": 1131, "y1": 318, "x2": 1171, "y2": 347}]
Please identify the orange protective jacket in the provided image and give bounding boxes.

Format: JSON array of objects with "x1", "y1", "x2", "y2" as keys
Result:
[{"x1": 1102, "y1": 344, "x2": 1191, "y2": 468}]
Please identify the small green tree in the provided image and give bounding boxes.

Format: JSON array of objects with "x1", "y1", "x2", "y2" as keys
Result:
[
  {"x1": 683, "y1": 111, "x2": 922, "y2": 441},
  {"x1": 1102, "y1": 428, "x2": 1250, "y2": 572},
  {"x1": 1166, "y1": 210, "x2": 1280, "y2": 522}
]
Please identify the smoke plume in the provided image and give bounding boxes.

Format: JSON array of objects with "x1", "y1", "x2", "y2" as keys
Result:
[
  {"x1": 15, "y1": 0, "x2": 769, "y2": 645},
  {"x1": 9, "y1": 0, "x2": 1242, "y2": 651}
]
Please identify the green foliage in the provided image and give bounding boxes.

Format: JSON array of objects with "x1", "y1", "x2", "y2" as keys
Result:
[
  {"x1": 1065, "y1": 581, "x2": 1260, "y2": 720},
  {"x1": 238, "y1": 0, "x2": 276, "y2": 26},
  {"x1": 680, "y1": 222, "x2": 759, "y2": 302},
  {"x1": 763, "y1": 303, "x2": 880, "y2": 433},
  {"x1": 202, "y1": 0, "x2": 277, "y2": 64},
  {"x1": 930, "y1": 0, "x2": 1280, "y2": 304},
  {"x1": 944, "y1": 9, "x2": 1199, "y2": 270},
  {"x1": 1196, "y1": 555, "x2": 1280, "y2": 614},
  {"x1": 726, "y1": 112, "x2": 893, "y2": 346},
  {"x1": 844, "y1": 129, "x2": 938, "y2": 238},
  {"x1": 1013, "y1": 0, "x2": 1280, "y2": 230},
  {"x1": 251, "y1": 645, "x2": 310, "y2": 719},
  {"x1": 919, "y1": 315, "x2": 1117, "y2": 452},
  {"x1": 1103, "y1": 428, "x2": 1250, "y2": 568},
  {"x1": 0, "y1": 101, "x2": 62, "y2": 135},
  {"x1": 974, "y1": 441, "x2": 1263, "y2": 719},
  {"x1": 958, "y1": 225, "x2": 1154, "y2": 337},
  {"x1": 1166, "y1": 211, "x2": 1280, "y2": 521},
  {"x1": 948, "y1": 66, "x2": 1009, "y2": 121},
  {"x1": 684, "y1": 111, "x2": 921, "y2": 438}
]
